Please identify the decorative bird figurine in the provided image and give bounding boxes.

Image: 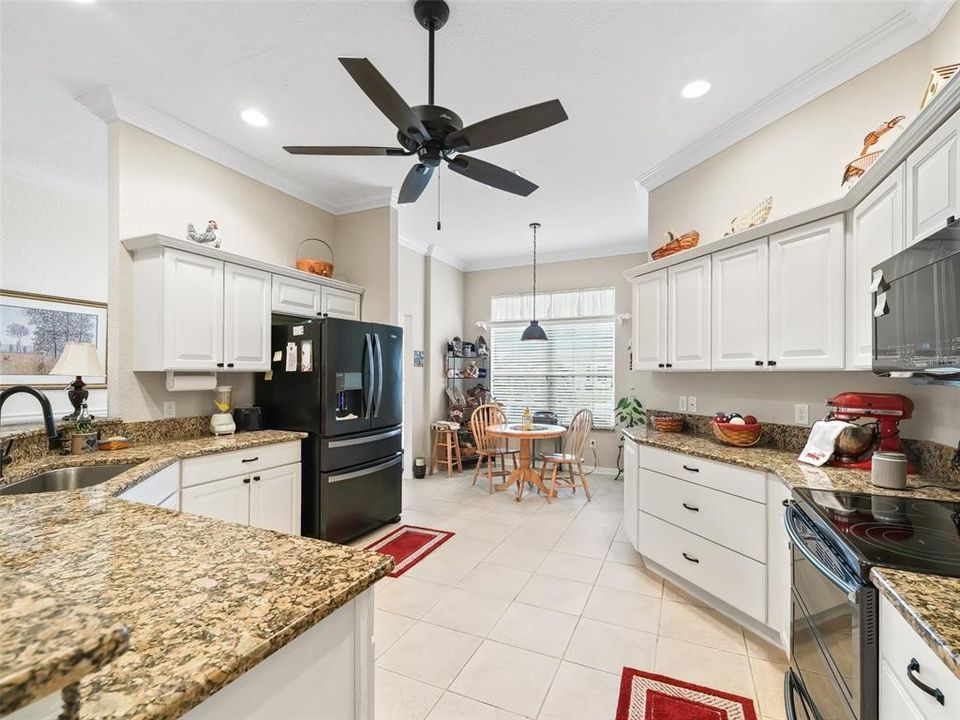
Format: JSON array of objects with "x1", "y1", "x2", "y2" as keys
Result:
[
  {"x1": 187, "y1": 219, "x2": 221, "y2": 248},
  {"x1": 841, "y1": 116, "x2": 906, "y2": 186}
]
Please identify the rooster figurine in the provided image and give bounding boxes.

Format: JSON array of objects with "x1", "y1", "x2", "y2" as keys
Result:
[{"x1": 187, "y1": 219, "x2": 221, "y2": 248}]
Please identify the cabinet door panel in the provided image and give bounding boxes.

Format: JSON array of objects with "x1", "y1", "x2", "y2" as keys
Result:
[
  {"x1": 769, "y1": 216, "x2": 845, "y2": 369},
  {"x1": 906, "y1": 113, "x2": 959, "y2": 246},
  {"x1": 632, "y1": 271, "x2": 667, "y2": 370},
  {"x1": 848, "y1": 166, "x2": 905, "y2": 369},
  {"x1": 711, "y1": 238, "x2": 769, "y2": 370},
  {"x1": 272, "y1": 275, "x2": 322, "y2": 318},
  {"x1": 321, "y1": 287, "x2": 362, "y2": 320},
  {"x1": 622, "y1": 438, "x2": 639, "y2": 550},
  {"x1": 181, "y1": 475, "x2": 249, "y2": 525},
  {"x1": 250, "y1": 463, "x2": 301, "y2": 535},
  {"x1": 224, "y1": 264, "x2": 272, "y2": 371},
  {"x1": 668, "y1": 257, "x2": 711, "y2": 370},
  {"x1": 162, "y1": 250, "x2": 224, "y2": 369}
]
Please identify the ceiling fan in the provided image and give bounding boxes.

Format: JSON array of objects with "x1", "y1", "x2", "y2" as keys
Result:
[{"x1": 283, "y1": 0, "x2": 568, "y2": 204}]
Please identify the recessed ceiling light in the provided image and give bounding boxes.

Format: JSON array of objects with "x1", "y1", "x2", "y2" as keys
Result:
[
  {"x1": 240, "y1": 109, "x2": 269, "y2": 127},
  {"x1": 681, "y1": 80, "x2": 711, "y2": 99}
]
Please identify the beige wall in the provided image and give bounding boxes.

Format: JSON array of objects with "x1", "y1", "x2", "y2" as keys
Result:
[
  {"x1": 648, "y1": 5, "x2": 960, "y2": 246},
  {"x1": 109, "y1": 122, "x2": 337, "y2": 420},
  {"x1": 426, "y1": 255, "x2": 465, "y2": 448},
  {"x1": 398, "y1": 246, "x2": 428, "y2": 470},
  {"x1": 464, "y1": 253, "x2": 645, "y2": 468},
  {"x1": 333, "y1": 206, "x2": 398, "y2": 324}
]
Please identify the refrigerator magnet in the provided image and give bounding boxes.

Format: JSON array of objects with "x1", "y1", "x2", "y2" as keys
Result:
[
  {"x1": 300, "y1": 340, "x2": 313, "y2": 372},
  {"x1": 273, "y1": 350, "x2": 282, "y2": 362},
  {"x1": 292, "y1": 325, "x2": 305, "y2": 337},
  {"x1": 285, "y1": 342, "x2": 298, "y2": 372}
]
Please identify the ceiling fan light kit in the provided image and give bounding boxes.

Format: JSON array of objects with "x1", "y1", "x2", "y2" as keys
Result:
[
  {"x1": 522, "y1": 222, "x2": 548, "y2": 342},
  {"x1": 283, "y1": 0, "x2": 567, "y2": 205}
]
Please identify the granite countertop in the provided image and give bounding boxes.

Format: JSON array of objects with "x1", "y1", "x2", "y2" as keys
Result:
[
  {"x1": 1, "y1": 430, "x2": 394, "y2": 719},
  {"x1": 622, "y1": 427, "x2": 960, "y2": 680}
]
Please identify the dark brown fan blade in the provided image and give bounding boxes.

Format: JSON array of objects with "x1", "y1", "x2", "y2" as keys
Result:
[
  {"x1": 445, "y1": 99, "x2": 567, "y2": 152},
  {"x1": 446, "y1": 155, "x2": 538, "y2": 196},
  {"x1": 284, "y1": 146, "x2": 410, "y2": 156},
  {"x1": 339, "y1": 58, "x2": 429, "y2": 142},
  {"x1": 398, "y1": 163, "x2": 435, "y2": 204}
]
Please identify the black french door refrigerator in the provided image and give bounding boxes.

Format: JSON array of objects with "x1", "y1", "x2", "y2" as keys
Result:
[{"x1": 255, "y1": 317, "x2": 403, "y2": 544}]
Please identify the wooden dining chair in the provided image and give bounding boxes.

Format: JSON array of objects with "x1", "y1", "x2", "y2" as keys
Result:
[
  {"x1": 539, "y1": 409, "x2": 593, "y2": 503},
  {"x1": 469, "y1": 403, "x2": 519, "y2": 493}
]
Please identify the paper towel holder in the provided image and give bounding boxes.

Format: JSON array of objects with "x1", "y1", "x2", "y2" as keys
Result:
[{"x1": 165, "y1": 371, "x2": 218, "y2": 392}]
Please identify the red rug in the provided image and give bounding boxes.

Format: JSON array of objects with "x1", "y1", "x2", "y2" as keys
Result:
[
  {"x1": 365, "y1": 525, "x2": 455, "y2": 577},
  {"x1": 616, "y1": 668, "x2": 759, "y2": 720}
]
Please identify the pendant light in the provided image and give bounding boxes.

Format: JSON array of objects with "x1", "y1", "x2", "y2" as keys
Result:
[{"x1": 521, "y1": 222, "x2": 548, "y2": 341}]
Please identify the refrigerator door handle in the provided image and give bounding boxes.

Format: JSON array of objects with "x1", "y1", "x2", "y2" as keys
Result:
[
  {"x1": 363, "y1": 333, "x2": 375, "y2": 419},
  {"x1": 327, "y1": 427, "x2": 401, "y2": 448},
  {"x1": 373, "y1": 333, "x2": 383, "y2": 418}
]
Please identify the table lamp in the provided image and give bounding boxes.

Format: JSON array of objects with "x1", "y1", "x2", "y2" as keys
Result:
[{"x1": 50, "y1": 342, "x2": 105, "y2": 421}]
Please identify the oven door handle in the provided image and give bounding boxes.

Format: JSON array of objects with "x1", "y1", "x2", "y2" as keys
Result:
[
  {"x1": 784, "y1": 503, "x2": 861, "y2": 603},
  {"x1": 784, "y1": 670, "x2": 823, "y2": 720}
]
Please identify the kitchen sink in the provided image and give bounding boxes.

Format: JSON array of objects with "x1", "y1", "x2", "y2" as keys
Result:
[{"x1": 0, "y1": 463, "x2": 139, "y2": 496}]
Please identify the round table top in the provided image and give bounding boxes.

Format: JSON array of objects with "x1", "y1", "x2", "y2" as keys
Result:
[{"x1": 487, "y1": 423, "x2": 566, "y2": 439}]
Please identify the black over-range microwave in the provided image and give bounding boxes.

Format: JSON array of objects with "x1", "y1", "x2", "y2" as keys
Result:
[{"x1": 872, "y1": 216, "x2": 960, "y2": 380}]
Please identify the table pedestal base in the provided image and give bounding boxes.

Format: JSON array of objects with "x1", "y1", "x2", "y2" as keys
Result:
[{"x1": 494, "y1": 438, "x2": 548, "y2": 501}]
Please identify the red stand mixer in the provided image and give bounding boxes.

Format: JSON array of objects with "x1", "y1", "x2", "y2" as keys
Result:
[{"x1": 823, "y1": 392, "x2": 916, "y2": 473}]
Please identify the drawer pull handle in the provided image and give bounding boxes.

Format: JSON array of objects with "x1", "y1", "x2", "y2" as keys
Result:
[
  {"x1": 682, "y1": 552, "x2": 700, "y2": 564},
  {"x1": 682, "y1": 465, "x2": 700, "y2": 473},
  {"x1": 241, "y1": 457, "x2": 259, "y2": 463},
  {"x1": 682, "y1": 503, "x2": 700, "y2": 512},
  {"x1": 907, "y1": 658, "x2": 944, "y2": 705}
]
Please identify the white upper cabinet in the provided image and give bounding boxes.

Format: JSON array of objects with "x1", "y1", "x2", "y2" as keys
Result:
[
  {"x1": 321, "y1": 286, "x2": 362, "y2": 320},
  {"x1": 223, "y1": 264, "x2": 272, "y2": 371},
  {"x1": 667, "y1": 256, "x2": 711, "y2": 370},
  {"x1": 848, "y1": 165, "x2": 905, "y2": 369},
  {"x1": 906, "y1": 111, "x2": 959, "y2": 246},
  {"x1": 161, "y1": 250, "x2": 224, "y2": 370},
  {"x1": 272, "y1": 274, "x2": 322, "y2": 318},
  {"x1": 768, "y1": 216, "x2": 845, "y2": 369},
  {"x1": 711, "y1": 238, "x2": 769, "y2": 370},
  {"x1": 631, "y1": 270, "x2": 667, "y2": 370}
]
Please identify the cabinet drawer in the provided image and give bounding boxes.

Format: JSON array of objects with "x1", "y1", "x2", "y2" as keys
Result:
[
  {"x1": 637, "y1": 445, "x2": 765, "y2": 502},
  {"x1": 640, "y1": 512, "x2": 766, "y2": 621},
  {"x1": 639, "y1": 469, "x2": 765, "y2": 561},
  {"x1": 119, "y1": 463, "x2": 179, "y2": 507},
  {"x1": 181, "y1": 442, "x2": 301, "y2": 487},
  {"x1": 880, "y1": 595, "x2": 960, "y2": 720}
]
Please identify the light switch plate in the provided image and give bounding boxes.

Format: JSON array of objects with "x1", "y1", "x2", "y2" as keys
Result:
[
  {"x1": 688, "y1": 396, "x2": 698, "y2": 413},
  {"x1": 163, "y1": 401, "x2": 176, "y2": 419},
  {"x1": 678, "y1": 396, "x2": 688, "y2": 412},
  {"x1": 795, "y1": 403, "x2": 809, "y2": 426}
]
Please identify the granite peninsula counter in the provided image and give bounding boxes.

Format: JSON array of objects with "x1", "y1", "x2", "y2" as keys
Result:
[{"x1": 0, "y1": 430, "x2": 394, "y2": 719}]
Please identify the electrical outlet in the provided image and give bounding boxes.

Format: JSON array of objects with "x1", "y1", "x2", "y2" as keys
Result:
[
  {"x1": 678, "y1": 396, "x2": 688, "y2": 412},
  {"x1": 589, "y1": 438, "x2": 597, "y2": 448},
  {"x1": 795, "y1": 403, "x2": 809, "y2": 426},
  {"x1": 163, "y1": 401, "x2": 176, "y2": 419},
  {"x1": 687, "y1": 396, "x2": 698, "y2": 413}
]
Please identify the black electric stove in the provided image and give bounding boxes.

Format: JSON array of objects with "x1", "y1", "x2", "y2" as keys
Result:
[{"x1": 793, "y1": 487, "x2": 960, "y2": 580}]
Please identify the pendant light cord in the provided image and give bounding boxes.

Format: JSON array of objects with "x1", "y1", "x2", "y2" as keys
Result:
[{"x1": 532, "y1": 223, "x2": 538, "y2": 320}]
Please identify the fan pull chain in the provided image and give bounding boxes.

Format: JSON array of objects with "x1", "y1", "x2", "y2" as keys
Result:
[{"x1": 436, "y1": 165, "x2": 442, "y2": 231}]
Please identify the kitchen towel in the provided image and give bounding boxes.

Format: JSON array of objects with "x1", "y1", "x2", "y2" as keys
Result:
[{"x1": 798, "y1": 420, "x2": 853, "y2": 466}]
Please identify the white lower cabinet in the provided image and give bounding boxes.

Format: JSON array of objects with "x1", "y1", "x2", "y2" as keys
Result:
[
  {"x1": 250, "y1": 463, "x2": 301, "y2": 535},
  {"x1": 118, "y1": 462, "x2": 180, "y2": 509},
  {"x1": 879, "y1": 594, "x2": 960, "y2": 720},
  {"x1": 182, "y1": 474, "x2": 252, "y2": 526},
  {"x1": 622, "y1": 437, "x2": 639, "y2": 549}
]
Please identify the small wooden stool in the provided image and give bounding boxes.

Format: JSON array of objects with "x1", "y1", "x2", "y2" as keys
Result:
[{"x1": 431, "y1": 426, "x2": 463, "y2": 477}]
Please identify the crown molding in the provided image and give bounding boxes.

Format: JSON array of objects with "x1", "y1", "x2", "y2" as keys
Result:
[
  {"x1": 635, "y1": 6, "x2": 952, "y2": 191},
  {"x1": 461, "y1": 240, "x2": 646, "y2": 272},
  {"x1": 398, "y1": 232, "x2": 467, "y2": 270},
  {"x1": 76, "y1": 85, "x2": 392, "y2": 216}
]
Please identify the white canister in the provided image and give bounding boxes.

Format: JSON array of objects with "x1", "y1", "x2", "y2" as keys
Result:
[{"x1": 872, "y1": 452, "x2": 908, "y2": 489}]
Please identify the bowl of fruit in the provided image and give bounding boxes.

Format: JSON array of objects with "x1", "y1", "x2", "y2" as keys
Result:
[{"x1": 711, "y1": 412, "x2": 763, "y2": 447}]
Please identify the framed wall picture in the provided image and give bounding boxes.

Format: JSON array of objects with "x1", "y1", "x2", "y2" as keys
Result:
[{"x1": 0, "y1": 290, "x2": 108, "y2": 388}]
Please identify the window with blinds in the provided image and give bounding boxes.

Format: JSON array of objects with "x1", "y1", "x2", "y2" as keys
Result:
[{"x1": 489, "y1": 288, "x2": 616, "y2": 429}]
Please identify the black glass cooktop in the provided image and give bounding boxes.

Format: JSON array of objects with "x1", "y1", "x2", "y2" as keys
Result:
[{"x1": 794, "y1": 488, "x2": 960, "y2": 579}]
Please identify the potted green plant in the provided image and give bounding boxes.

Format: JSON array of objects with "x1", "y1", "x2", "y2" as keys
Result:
[{"x1": 615, "y1": 395, "x2": 646, "y2": 430}]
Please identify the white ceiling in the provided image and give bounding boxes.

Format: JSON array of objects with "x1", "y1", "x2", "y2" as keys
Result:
[{"x1": 1, "y1": 1, "x2": 949, "y2": 269}]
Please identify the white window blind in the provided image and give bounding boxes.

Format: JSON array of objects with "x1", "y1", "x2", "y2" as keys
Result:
[{"x1": 489, "y1": 288, "x2": 616, "y2": 429}]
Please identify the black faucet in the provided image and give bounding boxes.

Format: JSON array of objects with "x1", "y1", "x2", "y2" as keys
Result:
[{"x1": 0, "y1": 385, "x2": 63, "y2": 477}]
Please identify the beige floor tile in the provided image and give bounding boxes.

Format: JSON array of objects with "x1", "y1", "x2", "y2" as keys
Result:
[
  {"x1": 457, "y1": 563, "x2": 533, "y2": 600},
  {"x1": 750, "y1": 656, "x2": 789, "y2": 720},
  {"x1": 485, "y1": 542, "x2": 550, "y2": 572},
  {"x1": 516, "y1": 574, "x2": 593, "y2": 616},
  {"x1": 582, "y1": 586, "x2": 661, "y2": 634},
  {"x1": 375, "y1": 667, "x2": 444, "y2": 720},
  {"x1": 507, "y1": 524, "x2": 565, "y2": 550},
  {"x1": 378, "y1": 622, "x2": 482, "y2": 688},
  {"x1": 745, "y1": 630, "x2": 789, "y2": 663},
  {"x1": 661, "y1": 580, "x2": 709, "y2": 607},
  {"x1": 425, "y1": 692, "x2": 525, "y2": 720},
  {"x1": 488, "y1": 602, "x2": 579, "y2": 657},
  {"x1": 655, "y1": 637, "x2": 757, "y2": 700},
  {"x1": 605, "y1": 541, "x2": 643, "y2": 567},
  {"x1": 563, "y1": 617, "x2": 657, "y2": 675},
  {"x1": 376, "y1": 576, "x2": 453, "y2": 619},
  {"x1": 658, "y1": 600, "x2": 746, "y2": 653},
  {"x1": 537, "y1": 662, "x2": 620, "y2": 720},
  {"x1": 536, "y1": 551, "x2": 602, "y2": 584},
  {"x1": 423, "y1": 587, "x2": 511, "y2": 636},
  {"x1": 375, "y1": 610, "x2": 416, "y2": 658},
  {"x1": 450, "y1": 640, "x2": 560, "y2": 718},
  {"x1": 595, "y1": 560, "x2": 663, "y2": 597}
]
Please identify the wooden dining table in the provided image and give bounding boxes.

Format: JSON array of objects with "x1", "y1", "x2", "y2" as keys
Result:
[{"x1": 486, "y1": 423, "x2": 566, "y2": 501}]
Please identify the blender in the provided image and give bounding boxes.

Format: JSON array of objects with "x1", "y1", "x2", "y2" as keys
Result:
[{"x1": 210, "y1": 385, "x2": 236, "y2": 436}]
